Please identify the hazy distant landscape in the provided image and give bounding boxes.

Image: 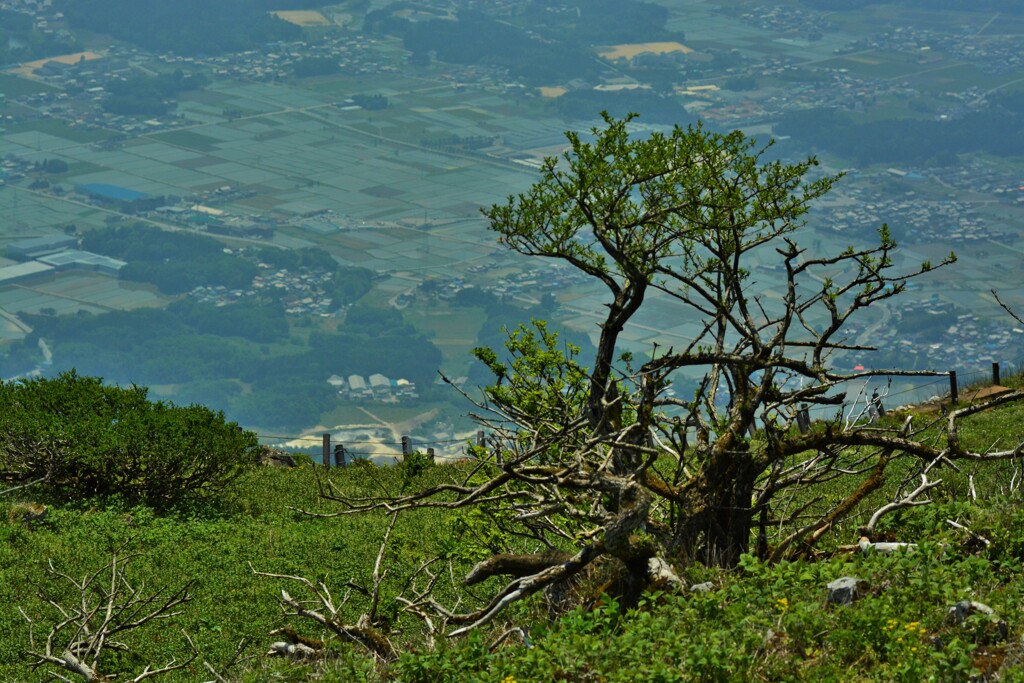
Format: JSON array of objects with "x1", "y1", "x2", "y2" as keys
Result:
[{"x1": 2, "y1": 0, "x2": 1024, "y2": 450}]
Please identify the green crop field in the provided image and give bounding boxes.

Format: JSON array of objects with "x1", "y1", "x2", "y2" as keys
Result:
[{"x1": 0, "y1": 73, "x2": 56, "y2": 98}]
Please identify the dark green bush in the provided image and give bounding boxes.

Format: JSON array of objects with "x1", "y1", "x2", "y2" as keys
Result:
[{"x1": 0, "y1": 371, "x2": 257, "y2": 509}]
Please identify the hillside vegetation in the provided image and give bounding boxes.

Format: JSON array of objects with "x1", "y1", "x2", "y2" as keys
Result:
[{"x1": 1, "y1": 375, "x2": 1024, "y2": 681}]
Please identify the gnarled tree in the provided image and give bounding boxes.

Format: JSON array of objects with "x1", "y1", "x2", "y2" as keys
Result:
[{"x1": 292, "y1": 113, "x2": 1024, "y2": 642}]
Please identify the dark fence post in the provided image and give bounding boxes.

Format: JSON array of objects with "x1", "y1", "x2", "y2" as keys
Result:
[
  {"x1": 871, "y1": 391, "x2": 885, "y2": 419},
  {"x1": 401, "y1": 435, "x2": 412, "y2": 458},
  {"x1": 476, "y1": 431, "x2": 485, "y2": 449},
  {"x1": 426, "y1": 447, "x2": 435, "y2": 463},
  {"x1": 796, "y1": 405, "x2": 810, "y2": 434},
  {"x1": 333, "y1": 444, "x2": 346, "y2": 467},
  {"x1": 949, "y1": 371, "x2": 959, "y2": 405},
  {"x1": 322, "y1": 432, "x2": 331, "y2": 468},
  {"x1": 993, "y1": 362, "x2": 1001, "y2": 385}
]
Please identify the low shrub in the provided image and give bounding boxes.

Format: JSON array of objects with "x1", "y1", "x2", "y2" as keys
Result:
[{"x1": 0, "y1": 371, "x2": 257, "y2": 509}]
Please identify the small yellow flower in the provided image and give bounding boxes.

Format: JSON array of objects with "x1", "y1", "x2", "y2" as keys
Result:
[
  {"x1": 776, "y1": 597, "x2": 789, "y2": 611},
  {"x1": 501, "y1": 676, "x2": 517, "y2": 683},
  {"x1": 904, "y1": 622, "x2": 920, "y2": 631},
  {"x1": 911, "y1": 647, "x2": 918, "y2": 653}
]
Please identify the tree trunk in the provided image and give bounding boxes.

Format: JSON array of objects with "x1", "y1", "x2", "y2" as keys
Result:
[{"x1": 675, "y1": 451, "x2": 759, "y2": 567}]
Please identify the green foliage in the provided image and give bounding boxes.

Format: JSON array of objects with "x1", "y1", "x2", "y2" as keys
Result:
[
  {"x1": 293, "y1": 56, "x2": 341, "y2": 78},
  {"x1": 394, "y1": 540, "x2": 1018, "y2": 682},
  {"x1": 0, "y1": 371, "x2": 257, "y2": 508},
  {"x1": 473, "y1": 320, "x2": 591, "y2": 463},
  {"x1": 55, "y1": 0, "x2": 303, "y2": 56},
  {"x1": 0, "y1": 8, "x2": 81, "y2": 63},
  {"x1": 253, "y1": 246, "x2": 338, "y2": 273},
  {"x1": 83, "y1": 224, "x2": 258, "y2": 294},
  {"x1": 397, "y1": 450, "x2": 434, "y2": 489},
  {"x1": 379, "y1": 1, "x2": 679, "y2": 88},
  {"x1": 0, "y1": 465, "x2": 422, "y2": 682},
  {"x1": 103, "y1": 70, "x2": 208, "y2": 116},
  {"x1": 168, "y1": 299, "x2": 289, "y2": 344},
  {"x1": 776, "y1": 105, "x2": 1024, "y2": 165}
]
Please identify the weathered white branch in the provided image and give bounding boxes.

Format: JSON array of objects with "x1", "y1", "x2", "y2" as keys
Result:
[
  {"x1": 864, "y1": 474, "x2": 943, "y2": 535},
  {"x1": 22, "y1": 552, "x2": 193, "y2": 682}
]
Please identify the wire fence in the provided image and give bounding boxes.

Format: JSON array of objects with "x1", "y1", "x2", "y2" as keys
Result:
[
  {"x1": 257, "y1": 354, "x2": 1024, "y2": 465},
  {"x1": 256, "y1": 430, "x2": 485, "y2": 465},
  {"x1": 807, "y1": 352, "x2": 1024, "y2": 425}
]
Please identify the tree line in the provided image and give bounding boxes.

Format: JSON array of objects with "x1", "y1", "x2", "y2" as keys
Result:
[
  {"x1": 103, "y1": 70, "x2": 209, "y2": 117},
  {"x1": 368, "y1": 1, "x2": 682, "y2": 89},
  {"x1": 775, "y1": 98, "x2": 1024, "y2": 166},
  {"x1": 0, "y1": 8, "x2": 82, "y2": 65},
  {"x1": 55, "y1": 0, "x2": 306, "y2": 56},
  {"x1": 82, "y1": 225, "x2": 374, "y2": 303}
]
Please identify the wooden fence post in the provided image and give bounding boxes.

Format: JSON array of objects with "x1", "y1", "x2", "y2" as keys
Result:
[
  {"x1": 322, "y1": 432, "x2": 331, "y2": 468},
  {"x1": 426, "y1": 447, "x2": 435, "y2": 463},
  {"x1": 333, "y1": 444, "x2": 346, "y2": 467},
  {"x1": 871, "y1": 391, "x2": 885, "y2": 419},
  {"x1": 993, "y1": 362, "x2": 1001, "y2": 385},
  {"x1": 476, "y1": 431, "x2": 485, "y2": 449},
  {"x1": 796, "y1": 405, "x2": 810, "y2": 434},
  {"x1": 949, "y1": 371, "x2": 959, "y2": 405},
  {"x1": 401, "y1": 436, "x2": 412, "y2": 458}
]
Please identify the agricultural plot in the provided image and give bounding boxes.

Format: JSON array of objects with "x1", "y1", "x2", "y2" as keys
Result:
[
  {"x1": 36, "y1": 274, "x2": 163, "y2": 310},
  {"x1": 271, "y1": 10, "x2": 330, "y2": 27},
  {"x1": 0, "y1": 186, "x2": 109, "y2": 233},
  {"x1": 0, "y1": 73, "x2": 55, "y2": 98},
  {"x1": 0, "y1": 273, "x2": 163, "y2": 317},
  {"x1": 0, "y1": 286, "x2": 104, "y2": 317}
]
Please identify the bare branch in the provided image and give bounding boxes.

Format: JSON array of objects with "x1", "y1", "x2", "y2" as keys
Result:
[
  {"x1": 863, "y1": 474, "x2": 943, "y2": 536},
  {"x1": 0, "y1": 475, "x2": 49, "y2": 498},
  {"x1": 992, "y1": 289, "x2": 1024, "y2": 326},
  {"x1": 22, "y1": 552, "x2": 194, "y2": 682}
]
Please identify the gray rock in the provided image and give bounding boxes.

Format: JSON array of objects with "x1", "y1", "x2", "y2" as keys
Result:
[
  {"x1": 689, "y1": 581, "x2": 715, "y2": 594},
  {"x1": 947, "y1": 600, "x2": 1009, "y2": 642},
  {"x1": 947, "y1": 600, "x2": 995, "y2": 624},
  {"x1": 826, "y1": 576, "x2": 868, "y2": 605}
]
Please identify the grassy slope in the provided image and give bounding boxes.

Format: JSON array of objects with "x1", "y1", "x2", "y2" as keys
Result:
[{"x1": 3, "y1": 393, "x2": 1024, "y2": 681}]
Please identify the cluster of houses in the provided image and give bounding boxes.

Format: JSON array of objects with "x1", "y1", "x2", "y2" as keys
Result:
[
  {"x1": 841, "y1": 24, "x2": 1024, "y2": 77},
  {"x1": 812, "y1": 180, "x2": 1007, "y2": 246},
  {"x1": 327, "y1": 373, "x2": 418, "y2": 402},
  {"x1": 189, "y1": 263, "x2": 338, "y2": 317}
]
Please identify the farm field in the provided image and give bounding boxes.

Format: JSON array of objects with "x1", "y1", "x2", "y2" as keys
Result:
[
  {"x1": 271, "y1": 10, "x2": 330, "y2": 27},
  {"x1": 0, "y1": 272, "x2": 165, "y2": 321}
]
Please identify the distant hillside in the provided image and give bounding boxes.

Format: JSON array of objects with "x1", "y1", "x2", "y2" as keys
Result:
[{"x1": 55, "y1": 0, "x2": 315, "y2": 56}]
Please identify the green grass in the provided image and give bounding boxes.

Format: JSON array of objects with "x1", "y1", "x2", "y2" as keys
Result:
[
  {"x1": 4, "y1": 399, "x2": 1024, "y2": 682},
  {"x1": 0, "y1": 463, "x2": 462, "y2": 682}
]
